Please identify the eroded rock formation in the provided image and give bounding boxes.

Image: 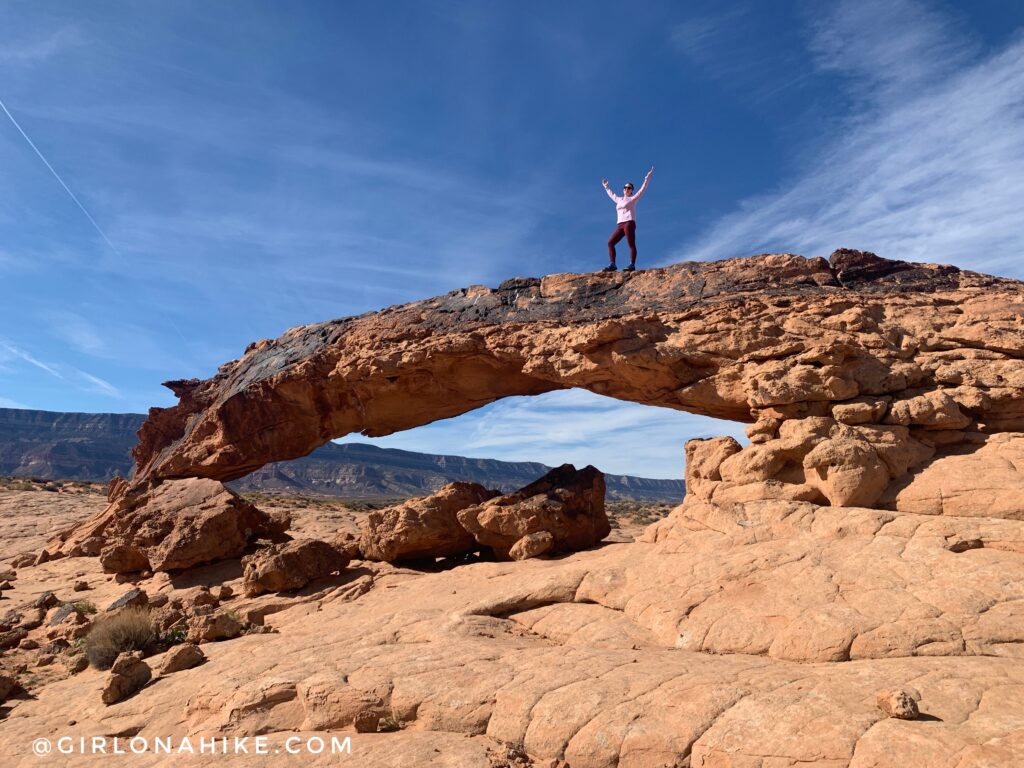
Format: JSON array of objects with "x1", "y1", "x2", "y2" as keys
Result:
[
  {"x1": 55, "y1": 250, "x2": 1024, "y2": 572},
  {"x1": 456, "y1": 464, "x2": 609, "y2": 560},
  {"x1": 81, "y1": 478, "x2": 288, "y2": 573},
  {"x1": 120, "y1": 249, "x2": 1024, "y2": 493},
  {"x1": 358, "y1": 481, "x2": 498, "y2": 562}
]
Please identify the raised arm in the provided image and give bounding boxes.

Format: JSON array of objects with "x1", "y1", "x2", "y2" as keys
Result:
[
  {"x1": 631, "y1": 167, "x2": 654, "y2": 201},
  {"x1": 602, "y1": 178, "x2": 618, "y2": 202}
]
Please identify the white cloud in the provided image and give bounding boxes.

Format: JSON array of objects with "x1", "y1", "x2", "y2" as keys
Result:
[
  {"x1": 0, "y1": 339, "x2": 62, "y2": 378},
  {"x1": 672, "y1": 1, "x2": 1024, "y2": 279},
  {"x1": 0, "y1": 396, "x2": 28, "y2": 408},
  {"x1": 45, "y1": 310, "x2": 105, "y2": 355},
  {"x1": 0, "y1": 28, "x2": 82, "y2": 64},
  {"x1": 74, "y1": 369, "x2": 122, "y2": 399}
]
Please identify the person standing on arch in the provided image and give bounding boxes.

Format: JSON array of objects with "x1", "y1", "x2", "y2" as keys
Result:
[{"x1": 601, "y1": 166, "x2": 653, "y2": 272}]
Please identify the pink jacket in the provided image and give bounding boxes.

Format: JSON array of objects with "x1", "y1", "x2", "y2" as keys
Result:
[{"x1": 605, "y1": 176, "x2": 650, "y2": 223}]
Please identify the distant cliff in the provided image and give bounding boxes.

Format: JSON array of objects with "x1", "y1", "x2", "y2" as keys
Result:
[
  {"x1": 0, "y1": 408, "x2": 146, "y2": 482},
  {"x1": 0, "y1": 408, "x2": 684, "y2": 502}
]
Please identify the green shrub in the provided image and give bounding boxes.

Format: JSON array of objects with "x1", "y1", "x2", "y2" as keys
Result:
[
  {"x1": 158, "y1": 627, "x2": 187, "y2": 645},
  {"x1": 72, "y1": 600, "x2": 97, "y2": 614},
  {"x1": 83, "y1": 607, "x2": 155, "y2": 669}
]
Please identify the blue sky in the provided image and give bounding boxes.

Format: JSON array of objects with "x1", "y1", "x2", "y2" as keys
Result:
[{"x1": 1, "y1": 1, "x2": 1023, "y2": 478}]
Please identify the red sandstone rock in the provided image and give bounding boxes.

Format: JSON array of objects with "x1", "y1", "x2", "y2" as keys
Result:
[
  {"x1": 159, "y1": 642, "x2": 206, "y2": 674},
  {"x1": 875, "y1": 687, "x2": 921, "y2": 719},
  {"x1": 457, "y1": 464, "x2": 609, "y2": 560},
  {"x1": 241, "y1": 539, "x2": 349, "y2": 596},
  {"x1": 85, "y1": 478, "x2": 287, "y2": 573},
  {"x1": 100, "y1": 651, "x2": 151, "y2": 705},
  {"x1": 359, "y1": 482, "x2": 498, "y2": 562}
]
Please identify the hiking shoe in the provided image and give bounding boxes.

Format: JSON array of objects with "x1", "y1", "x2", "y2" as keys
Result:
[
  {"x1": 601, "y1": 264, "x2": 617, "y2": 272},
  {"x1": 623, "y1": 264, "x2": 636, "y2": 272}
]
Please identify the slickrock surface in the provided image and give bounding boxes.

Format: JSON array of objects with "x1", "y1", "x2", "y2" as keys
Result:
[
  {"x1": 5, "y1": 502, "x2": 1024, "y2": 765},
  {"x1": 6, "y1": 251, "x2": 1024, "y2": 766}
]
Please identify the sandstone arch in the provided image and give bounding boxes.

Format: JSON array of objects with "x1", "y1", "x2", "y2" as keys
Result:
[
  {"x1": 59, "y1": 249, "x2": 1024, "y2": 563},
  {"x1": 130, "y1": 249, "x2": 1023, "y2": 489}
]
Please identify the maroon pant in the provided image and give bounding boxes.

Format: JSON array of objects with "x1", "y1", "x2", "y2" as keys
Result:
[{"x1": 608, "y1": 220, "x2": 636, "y2": 263}]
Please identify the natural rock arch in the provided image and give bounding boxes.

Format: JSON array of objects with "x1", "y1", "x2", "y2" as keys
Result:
[
  {"x1": 130, "y1": 249, "x2": 1023, "y2": 488},
  {"x1": 59, "y1": 249, "x2": 1024, "y2": 564}
]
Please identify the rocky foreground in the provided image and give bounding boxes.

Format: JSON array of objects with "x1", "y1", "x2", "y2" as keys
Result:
[{"x1": 3, "y1": 250, "x2": 1024, "y2": 766}]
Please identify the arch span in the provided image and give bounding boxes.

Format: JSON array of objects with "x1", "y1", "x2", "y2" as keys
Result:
[{"x1": 130, "y1": 249, "x2": 1024, "y2": 491}]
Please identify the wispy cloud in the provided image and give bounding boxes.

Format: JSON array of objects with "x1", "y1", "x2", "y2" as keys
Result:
[
  {"x1": 0, "y1": 28, "x2": 82, "y2": 64},
  {"x1": 0, "y1": 340, "x2": 62, "y2": 379},
  {"x1": 670, "y1": 6, "x2": 814, "y2": 103},
  {"x1": 45, "y1": 310, "x2": 105, "y2": 355},
  {"x1": 75, "y1": 369, "x2": 122, "y2": 399},
  {"x1": 0, "y1": 396, "x2": 29, "y2": 409},
  {"x1": 673, "y1": 0, "x2": 1024, "y2": 277},
  {"x1": 0, "y1": 340, "x2": 122, "y2": 399}
]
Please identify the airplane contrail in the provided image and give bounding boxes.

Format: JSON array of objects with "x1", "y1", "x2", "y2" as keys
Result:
[{"x1": 0, "y1": 96, "x2": 121, "y2": 256}]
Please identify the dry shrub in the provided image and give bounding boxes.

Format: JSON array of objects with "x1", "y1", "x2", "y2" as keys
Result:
[{"x1": 84, "y1": 607, "x2": 155, "y2": 669}]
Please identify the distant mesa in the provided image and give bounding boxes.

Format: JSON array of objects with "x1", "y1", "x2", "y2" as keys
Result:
[{"x1": 0, "y1": 408, "x2": 683, "y2": 502}]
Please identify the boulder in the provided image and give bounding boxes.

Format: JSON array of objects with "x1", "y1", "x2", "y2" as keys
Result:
[
  {"x1": 875, "y1": 688, "x2": 921, "y2": 720},
  {"x1": 94, "y1": 478, "x2": 288, "y2": 573},
  {"x1": 457, "y1": 465, "x2": 609, "y2": 560},
  {"x1": 107, "y1": 588, "x2": 149, "y2": 612},
  {"x1": 359, "y1": 482, "x2": 498, "y2": 562},
  {"x1": 0, "y1": 674, "x2": 17, "y2": 702},
  {"x1": 100, "y1": 651, "x2": 151, "y2": 705},
  {"x1": 186, "y1": 611, "x2": 243, "y2": 643},
  {"x1": 159, "y1": 642, "x2": 206, "y2": 674},
  {"x1": 508, "y1": 531, "x2": 554, "y2": 561},
  {"x1": 241, "y1": 539, "x2": 349, "y2": 596}
]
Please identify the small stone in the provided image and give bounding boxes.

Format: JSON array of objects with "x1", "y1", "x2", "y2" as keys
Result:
[
  {"x1": 65, "y1": 655, "x2": 89, "y2": 675},
  {"x1": 49, "y1": 603, "x2": 83, "y2": 627},
  {"x1": 354, "y1": 709, "x2": 382, "y2": 733},
  {"x1": 186, "y1": 611, "x2": 243, "y2": 643},
  {"x1": 43, "y1": 639, "x2": 71, "y2": 654},
  {"x1": 217, "y1": 584, "x2": 233, "y2": 602},
  {"x1": 36, "y1": 653, "x2": 55, "y2": 667},
  {"x1": 35, "y1": 592, "x2": 59, "y2": 610},
  {"x1": 148, "y1": 592, "x2": 169, "y2": 608},
  {"x1": 101, "y1": 651, "x2": 152, "y2": 705},
  {"x1": 159, "y1": 642, "x2": 206, "y2": 674},
  {"x1": 73, "y1": 581, "x2": 90, "y2": 592},
  {"x1": 0, "y1": 580, "x2": 13, "y2": 590},
  {"x1": 508, "y1": 531, "x2": 554, "y2": 561},
  {"x1": 80, "y1": 537, "x2": 105, "y2": 556},
  {"x1": 33, "y1": 549, "x2": 51, "y2": 566},
  {"x1": 0, "y1": 673, "x2": 18, "y2": 701},
  {"x1": 876, "y1": 688, "x2": 921, "y2": 720},
  {"x1": 189, "y1": 587, "x2": 218, "y2": 608},
  {"x1": 18, "y1": 638, "x2": 39, "y2": 651},
  {"x1": 107, "y1": 588, "x2": 149, "y2": 612},
  {"x1": 19, "y1": 608, "x2": 45, "y2": 631},
  {"x1": 0, "y1": 628, "x2": 28, "y2": 650}
]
